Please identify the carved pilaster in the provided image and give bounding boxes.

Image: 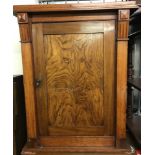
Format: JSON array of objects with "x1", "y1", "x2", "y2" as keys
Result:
[
  {"x1": 117, "y1": 10, "x2": 130, "y2": 41},
  {"x1": 16, "y1": 13, "x2": 37, "y2": 139},
  {"x1": 116, "y1": 9, "x2": 130, "y2": 148},
  {"x1": 17, "y1": 13, "x2": 29, "y2": 23},
  {"x1": 17, "y1": 13, "x2": 31, "y2": 43},
  {"x1": 118, "y1": 10, "x2": 130, "y2": 21}
]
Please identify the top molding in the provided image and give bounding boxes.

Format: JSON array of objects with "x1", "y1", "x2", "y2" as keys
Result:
[{"x1": 13, "y1": 1, "x2": 138, "y2": 15}]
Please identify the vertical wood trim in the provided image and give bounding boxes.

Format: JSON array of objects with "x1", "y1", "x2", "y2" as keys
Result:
[
  {"x1": 103, "y1": 20, "x2": 115, "y2": 136},
  {"x1": 116, "y1": 41, "x2": 128, "y2": 141},
  {"x1": 116, "y1": 9, "x2": 129, "y2": 147},
  {"x1": 21, "y1": 43, "x2": 37, "y2": 138},
  {"x1": 32, "y1": 24, "x2": 48, "y2": 136},
  {"x1": 19, "y1": 24, "x2": 31, "y2": 42},
  {"x1": 17, "y1": 13, "x2": 37, "y2": 139}
]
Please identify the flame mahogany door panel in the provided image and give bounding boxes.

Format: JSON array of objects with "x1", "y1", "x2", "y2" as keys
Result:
[{"x1": 32, "y1": 20, "x2": 116, "y2": 147}]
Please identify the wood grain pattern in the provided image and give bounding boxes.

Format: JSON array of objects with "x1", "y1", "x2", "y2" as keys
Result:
[
  {"x1": 19, "y1": 24, "x2": 31, "y2": 42},
  {"x1": 22, "y1": 152, "x2": 133, "y2": 155},
  {"x1": 17, "y1": 13, "x2": 28, "y2": 23},
  {"x1": 22, "y1": 144, "x2": 132, "y2": 155},
  {"x1": 32, "y1": 24, "x2": 48, "y2": 136},
  {"x1": 117, "y1": 21, "x2": 129, "y2": 40},
  {"x1": 118, "y1": 10, "x2": 130, "y2": 20},
  {"x1": 48, "y1": 127, "x2": 105, "y2": 136},
  {"x1": 21, "y1": 43, "x2": 37, "y2": 138},
  {"x1": 13, "y1": 1, "x2": 138, "y2": 15},
  {"x1": 103, "y1": 20, "x2": 115, "y2": 136},
  {"x1": 32, "y1": 13, "x2": 116, "y2": 23},
  {"x1": 22, "y1": 139, "x2": 132, "y2": 154},
  {"x1": 14, "y1": 3, "x2": 133, "y2": 153},
  {"x1": 116, "y1": 9, "x2": 129, "y2": 147},
  {"x1": 43, "y1": 21, "x2": 105, "y2": 34},
  {"x1": 32, "y1": 20, "x2": 116, "y2": 137},
  {"x1": 44, "y1": 33, "x2": 105, "y2": 135},
  {"x1": 116, "y1": 41, "x2": 128, "y2": 145},
  {"x1": 39, "y1": 136, "x2": 114, "y2": 147}
]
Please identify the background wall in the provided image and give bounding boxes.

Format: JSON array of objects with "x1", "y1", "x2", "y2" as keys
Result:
[{"x1": 13, "y1": 0, "x2": 38, "y2": 75}]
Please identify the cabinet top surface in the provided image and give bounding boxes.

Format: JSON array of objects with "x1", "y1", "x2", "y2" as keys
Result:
[{"x1": 13, "y1": 1, "x2": 138, "y2": 15}]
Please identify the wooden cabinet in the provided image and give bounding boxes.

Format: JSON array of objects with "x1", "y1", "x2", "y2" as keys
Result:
[{"x1": 13, "y1": 2, "x2": 138, "y2": 155}]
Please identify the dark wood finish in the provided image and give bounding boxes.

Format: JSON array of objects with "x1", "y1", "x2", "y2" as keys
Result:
[
  {"x1": 130, "y1": 7, "x2": 141, "y2": 18},
  {"x1": 127, "y1": 116, "x2": 141, "y2": 145},
  {"x1": 13, "y1": 3, "x2": 137, "y2": 154},
  {"x1": 128, "y1": 78, "x2": 141, "y2": 91},
  {"x1": 128, "y1": 39, "x2": 134, "y2": 80},
  {"x1": 13, "y1": 2, "x2": 138, "y2": 15},
  {"x1": 127, "y1": 7, "x2": 141, "y2": 146},
  {"x1": 127, "y1": 35, "x2": 134, "y2": 119},
  {"x1": 13, "y1": 76, "x2": 27, "y2": 155},
  {"x1": 128, "y1": 31, "x2": 141, "y2": 38},
  {"x1": 127, "y1": 86, "x2": 133, "y2": 118},
  {"x1": 130, "y1": 8, "x2": 141, "y2": 34}
]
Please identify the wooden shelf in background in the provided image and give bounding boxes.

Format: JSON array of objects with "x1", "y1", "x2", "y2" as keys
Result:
[
  {"x1": 127, "y1": 115, "x2": 141, "y2": 145},
  {"x1": 128, "y1": 78, "x2": 141, "y2": 90},
  {"x1": 128, "y1": 31, "x2": 141, "y2": 38},
  {"x1": 130, "y1": 7, "x2": 141, "y2": 18}
]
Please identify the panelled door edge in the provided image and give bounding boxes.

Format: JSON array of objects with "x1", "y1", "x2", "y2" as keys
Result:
[{"x1": 32, "y1": 20, "x2": 116, "y2": 147}]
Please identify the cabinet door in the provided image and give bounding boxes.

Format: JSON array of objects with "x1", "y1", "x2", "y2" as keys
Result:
[{"x1": 32, "y1": 20, "x2": 116, "y2": 147}]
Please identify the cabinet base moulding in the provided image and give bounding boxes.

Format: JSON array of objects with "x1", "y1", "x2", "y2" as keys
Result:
[{"x1": 22, "y1": 142, "x2": 135, "y2": 155}]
